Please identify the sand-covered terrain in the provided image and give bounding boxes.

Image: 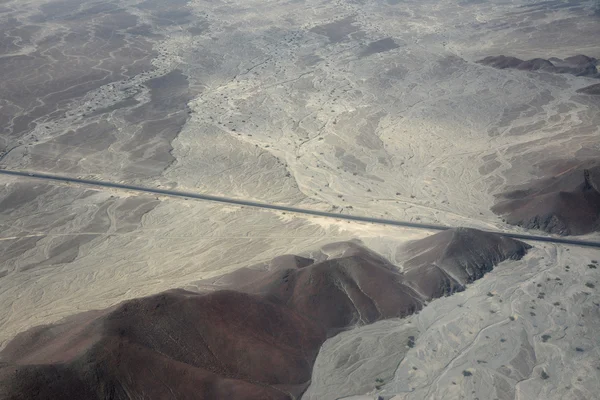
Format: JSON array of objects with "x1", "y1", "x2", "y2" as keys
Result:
[
  {"x1": 1, "y1": 0, "x2": 600, "y2": 398},
  {"x1": 305, "y1": 242, "x2": 600, "y2": 400}
]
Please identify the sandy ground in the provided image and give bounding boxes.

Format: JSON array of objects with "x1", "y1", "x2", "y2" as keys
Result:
[
  {"x1": 305, "y1": 244, "x2": 600, "y2": 399},
  {"x1": 0, "y1": 174, "x2": 427, "y2": 348}
]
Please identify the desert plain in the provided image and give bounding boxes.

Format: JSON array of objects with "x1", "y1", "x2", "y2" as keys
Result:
[{"x1": 1, "y1": 0, "x2": 600, "y2": 399}]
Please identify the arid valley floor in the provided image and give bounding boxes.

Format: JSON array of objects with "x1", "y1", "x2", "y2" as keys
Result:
[{"x1": 1, "y1": 0, "x2": 599, "y2": 399}]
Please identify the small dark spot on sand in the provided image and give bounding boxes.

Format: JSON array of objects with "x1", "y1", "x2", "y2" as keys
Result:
[{"x1": 541, "y1": 334, "x2": 551, "y2": 342}]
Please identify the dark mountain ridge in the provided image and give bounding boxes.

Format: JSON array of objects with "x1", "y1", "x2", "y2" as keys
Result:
[{"x1": 0, "y1": 229, "x2": 531, "y2": 400}]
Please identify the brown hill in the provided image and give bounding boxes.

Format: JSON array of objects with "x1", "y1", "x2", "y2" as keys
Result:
[
  {"x1": 0, "y1": 230, "x2": 530, "y2": 400},
  {"x1": 0, "y1": 289, "x2": 323, "y2": 400},
  {"x1": 563, "y1": 54, "x2": 598, "y2": 67},
  {"x1": 493, "y1": 165, "x2": 600, "y2": 235}
]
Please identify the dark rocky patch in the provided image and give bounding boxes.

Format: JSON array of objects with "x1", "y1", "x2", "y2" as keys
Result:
[
  {"x1": 118, "y1": 69, "x2": 192, "y2": 175},
  {"x1": 359, "y1": 37, "x2": 400, "y2": 58},
  {"x1": 310, "y1": 16, "x2": 361, "y2": 43},
  {"x1": 541, "y1": 370, "x2": 550, "y2": 379},
  {"x1": 577, "y1": 83, "x2": 600, "y2": 95},
  {"x1": 478, "y1": 54, "x2": 599, "y2": 78}
]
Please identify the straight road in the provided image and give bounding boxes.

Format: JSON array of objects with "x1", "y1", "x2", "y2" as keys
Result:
[{"x1": 2, "y1": 169, "x2": 600, "y2": 249}]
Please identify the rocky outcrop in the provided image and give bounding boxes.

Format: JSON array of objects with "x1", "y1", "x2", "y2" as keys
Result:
[
  {"x1": 0, "y1": 231, "x2": 531, "y2": 400},
  {"x1": 493, "y1": 165, "x2": 600, "y2": 235}
]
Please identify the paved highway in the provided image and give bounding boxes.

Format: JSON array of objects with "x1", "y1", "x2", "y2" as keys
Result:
[{"x1": 2, "y1": 169, "x2": 600, "y2": 249}]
